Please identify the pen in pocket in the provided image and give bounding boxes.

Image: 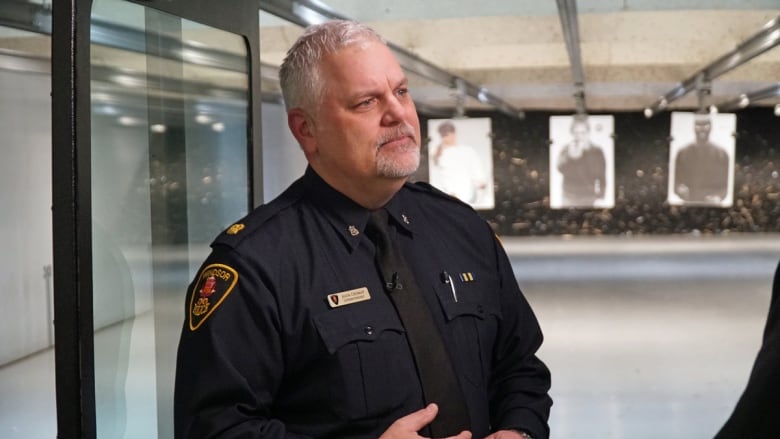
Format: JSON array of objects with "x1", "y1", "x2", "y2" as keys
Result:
[{"x1": 440, "y1": 270, "x2": 458, "y2": 302}]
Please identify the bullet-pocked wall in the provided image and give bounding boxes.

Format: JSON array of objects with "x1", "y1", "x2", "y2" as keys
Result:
[{"x1": 418, "y1": 108, "x2": 780, "y2": 236}]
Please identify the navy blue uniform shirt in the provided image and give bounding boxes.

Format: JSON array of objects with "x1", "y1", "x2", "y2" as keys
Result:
[{"x1": 174, "y1": 167, "x2": 552, "y2": 438}]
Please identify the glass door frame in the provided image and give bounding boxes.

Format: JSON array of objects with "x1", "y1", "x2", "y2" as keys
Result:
[{"x1": 50, "y1": 0, "x2": 261, "y2": 436}]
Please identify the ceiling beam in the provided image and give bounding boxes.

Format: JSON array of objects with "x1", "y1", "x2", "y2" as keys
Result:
[
  {"x1": 716, "y1": 82, "x2": 780, "y2": 111},
  {"x1": 556, "y1": 0, "x2": 587, "y2": 115},
  {"x1": 644, "y1": 15, "x2": 780, "y2": 118},
  {"x1": 259, "y1": 0, "x2": 525, "y2": 119}
]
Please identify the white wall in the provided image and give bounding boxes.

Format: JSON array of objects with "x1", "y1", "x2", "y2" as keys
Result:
[
  {"x1": 0, "y1": 69, "x2": 54, "y2": 366},
  {"x1": 91, "y1": 119, "x2": 154, "y2": 330},
  {"x1": 261, "y1": 102, "x2": 307, "y2": 202},
  {"x1": 0, "y1": 69, "x2": 156, "y2": 366}
]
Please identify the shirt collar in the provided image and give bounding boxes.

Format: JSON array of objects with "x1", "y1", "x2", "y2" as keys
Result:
[
  {"x1": 383, "y1": 189, "x2": 416, "y2": 236},
  {"x1": 301, "y1": 167, "x2": 418, "y2": 251}
]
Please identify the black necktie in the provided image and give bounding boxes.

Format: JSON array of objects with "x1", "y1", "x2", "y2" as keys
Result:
[{"x1": 365, "y1": 209, "x2": 470, "y2": 437}]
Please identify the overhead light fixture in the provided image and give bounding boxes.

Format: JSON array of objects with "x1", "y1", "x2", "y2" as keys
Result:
[
  {"x1": 477, "y1": 88, "x2": 489, "y2": 104},
  {"x1": 181, "y1": 48, "x2": 206, "y2": 64},
  {"x1": 117, "y1": 116, "x2": 143, "y2": 126},
  {"x1": 113, "y1": 74, "x2": 145, "y2": 88},
  {"x1": 95, "y1": 104, "x2": 118, "y2": 116},
  {"x1": 195, "y1": 114, "x2": 213, "y2": 124},
  {"x1": 716, "y1": 83, "x2": 780, "y2": 111}
]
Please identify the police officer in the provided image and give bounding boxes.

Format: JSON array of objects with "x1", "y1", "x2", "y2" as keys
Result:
[{"x1": 174, "y1": 20, "x2": 551, "y2": 439}]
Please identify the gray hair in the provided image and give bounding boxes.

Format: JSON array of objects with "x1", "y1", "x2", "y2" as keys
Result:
[{"x1": 279, "y1": 20, "x2": 386, "y2": 112}]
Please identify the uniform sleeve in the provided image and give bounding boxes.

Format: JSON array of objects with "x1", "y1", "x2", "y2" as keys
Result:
[
  {"x1": 487, "y1": 234, "x2": 553, "y2": 439},
  {"x1": 173, "y1": 245, "x2": 312, "y2": 439}
]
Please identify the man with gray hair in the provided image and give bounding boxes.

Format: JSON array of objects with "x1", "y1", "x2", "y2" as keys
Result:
[{"x1": 175, "y1": 20, "x2": 551, "y2": 439}]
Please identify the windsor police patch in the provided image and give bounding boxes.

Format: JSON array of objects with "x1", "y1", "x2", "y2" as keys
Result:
[{"x1": 188, "y1": 263, "x2": 239, "y2": 331}]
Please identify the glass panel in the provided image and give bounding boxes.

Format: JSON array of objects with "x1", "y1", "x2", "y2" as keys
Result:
[
  {"x1": 90, "y1": 0, "x2": 249, "y2": 437},
  {"x1": 0, "y1": 26, "x2": 56, "y2": 438}
]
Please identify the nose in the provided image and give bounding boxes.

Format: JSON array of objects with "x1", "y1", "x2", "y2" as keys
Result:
[{"x1": 381, "y1": 94, "x2": 407, "y2": 126}]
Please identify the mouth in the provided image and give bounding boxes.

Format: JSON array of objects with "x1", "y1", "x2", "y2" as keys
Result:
[
  {"x1": 380, "y1": 135, "x2": 414, "y2": 149},
  {"x1": 377, "y1": 125, "x2": 417, "y2": 150}
]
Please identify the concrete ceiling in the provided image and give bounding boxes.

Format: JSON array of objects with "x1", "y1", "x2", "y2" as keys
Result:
[
  {"x1": 1, "y1": 0, "x2": 778, "y2": 117},
  {"x1": 259, "y1": 1, "x2": 780, "y2": 115}
]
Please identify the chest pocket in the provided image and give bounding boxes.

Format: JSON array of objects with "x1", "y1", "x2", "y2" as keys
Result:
[
  {"x1": 434, "y1": 271, "x2": 502, "y2": 389},
  {"x1": 313, "y1": 301, "x2": 418, "y2": 420}
]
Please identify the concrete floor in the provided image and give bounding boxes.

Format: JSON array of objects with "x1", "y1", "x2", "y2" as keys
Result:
[
  {"x1": 1, "y1": 235, "x2": 777, "y2": 438},
  {"x1": 524, "y1": 277, "x2": 769, "y2": 438},
  {"x1": 512, "y1": 235, "x2": 778, "y2": 438}
]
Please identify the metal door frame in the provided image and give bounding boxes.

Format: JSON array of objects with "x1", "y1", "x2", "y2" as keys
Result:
[{"x1": 50, "y1": 0, "x2": 261, "y2": 436}]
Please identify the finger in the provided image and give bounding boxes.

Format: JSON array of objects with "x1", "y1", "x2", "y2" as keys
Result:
[
  {"x1": 397, "y1": 403, "x2": 438, "y2": 431},
  {"x1": 447, "y1": 431, "x2": 472, "y2": 439}
]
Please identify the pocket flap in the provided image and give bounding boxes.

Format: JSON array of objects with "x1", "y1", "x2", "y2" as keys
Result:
[
  {"x1": 314, "y1": 308, "x2": 405, "y2": 354},
  {"x1": 434, "y1": 279, "x2": 502, "y2": 322}
]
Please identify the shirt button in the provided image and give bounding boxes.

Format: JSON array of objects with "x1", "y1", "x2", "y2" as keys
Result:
[{"x1": 364, "y1": 325, "x2": 374, "y2": 336}]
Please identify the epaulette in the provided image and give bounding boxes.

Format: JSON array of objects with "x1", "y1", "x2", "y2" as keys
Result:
[
  {"x1": 405, "y1": 181, "x2": 476, "y2": 211},
  {"x1": 212, "y1": 178, "x2": 306, "y2": 249}
]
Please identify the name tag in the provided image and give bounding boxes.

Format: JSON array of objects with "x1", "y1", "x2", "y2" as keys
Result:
[{"x1": 327, "y1": 287, "x2": 371, "y2": 308}]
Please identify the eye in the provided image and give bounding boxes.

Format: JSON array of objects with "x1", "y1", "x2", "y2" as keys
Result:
[
  {"x1": 355, "y1": 97, "x2": 376, "y2": 108},
  {"x1": 396, "y1": 87, "x2": 409, "y2": 98}
]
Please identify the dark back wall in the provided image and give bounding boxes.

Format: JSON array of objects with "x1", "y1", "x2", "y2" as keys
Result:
[{"x1": 416, "y1": 108, "x2": 780, "y2": 236}]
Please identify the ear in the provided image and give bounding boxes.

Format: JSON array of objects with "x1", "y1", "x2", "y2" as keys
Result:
[{"x1": 288, "y1": 108, "x2": 317, "y2": 157}]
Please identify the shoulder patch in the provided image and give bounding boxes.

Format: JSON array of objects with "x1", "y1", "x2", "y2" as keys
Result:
[{"x1": 188, "y1": 263, "x2": 239, "y2": 331}]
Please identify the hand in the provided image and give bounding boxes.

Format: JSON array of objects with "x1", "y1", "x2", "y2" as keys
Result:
[
  {"x1": 379, "y1": 403, "x2": 472, "y2": 439},
  {"x1": 483, "y1": 430, "x2": 526, "y2": 439}
]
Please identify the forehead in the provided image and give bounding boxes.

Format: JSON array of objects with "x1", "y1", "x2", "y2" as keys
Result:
[{"x1": 319, "y1": 42, "x2": 405, "y2": 90}]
